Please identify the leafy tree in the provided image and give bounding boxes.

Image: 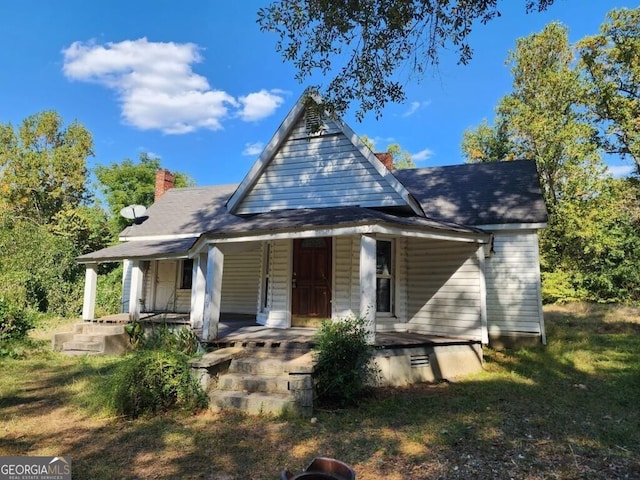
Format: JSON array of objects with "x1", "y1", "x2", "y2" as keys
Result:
[
  {"x1": 461, "y1": 118, "x2": 514, "y2": 162},
  {"x1": 258, "y1": 0, "x2": 555, "y2": 120},
  {"x1": 542, "y1": 176, "x2": 640, "y2": 303},
  {"x1": 0, "y1": 211, "x2": 84, "y2": 316},
  {"x1": 0, "y1": 111, "x2": 93, "y2": 225},
  {"x1": 0, "y1": 111, "x2": 103, "y2": 318},
  {"x1": 460, "y1": 19, "x2": 640, "y2": 304},
  {"x1": 578, "y1": 7, "x2": 640, "y2": 172},
  {"x1": 95, "y1": 153, "x2": 194, "y2": 234},
  {"x1": 462, "y1": 23, "x2": 602, "y2": 209},
  {"x1": 50, "y1": 205, "x2": 111, "y2": 255}
]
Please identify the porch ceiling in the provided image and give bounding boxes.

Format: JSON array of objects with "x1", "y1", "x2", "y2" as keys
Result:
[{"x1": 77, "y1": 237, "x2": 198, "y2": 263}]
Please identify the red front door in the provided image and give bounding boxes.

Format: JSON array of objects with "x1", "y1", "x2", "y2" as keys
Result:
[{"x1": 292, "y1": 238, "x2": 332, "y2": 321}]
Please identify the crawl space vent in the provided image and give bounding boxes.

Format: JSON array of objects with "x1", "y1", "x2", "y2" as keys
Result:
[{"x1": 410, "y1": 354, "x2": 430, "y2": 368}]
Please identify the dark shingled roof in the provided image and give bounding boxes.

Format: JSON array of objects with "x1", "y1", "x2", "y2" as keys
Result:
[
  {"x1": 394, "y1": 160, "x2": 548, "y2": 226},
  {"x1": 80, "y1": 160, "x2": 546, "y2": 261}
]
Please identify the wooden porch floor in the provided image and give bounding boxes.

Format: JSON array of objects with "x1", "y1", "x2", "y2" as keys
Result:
[{"x1": 93, "y1": 313, "x2": 480, "y2": 349}]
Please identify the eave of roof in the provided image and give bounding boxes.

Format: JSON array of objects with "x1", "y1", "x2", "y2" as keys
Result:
[{"x1": 77, "y1": 237, "x2": 198, "y2": 263}]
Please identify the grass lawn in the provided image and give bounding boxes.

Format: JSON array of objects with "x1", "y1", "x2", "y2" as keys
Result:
[{"x1": 1, "y1": 304, "x2": 639, "y2": 479}]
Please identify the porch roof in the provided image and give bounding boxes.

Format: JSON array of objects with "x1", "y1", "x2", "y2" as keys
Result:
[
  {"x1": 77, "y1": 237, "x2": 198, "y2": 263},
  {"x1": 78, "y1": 207, "x2": 487, "y2": 263}
]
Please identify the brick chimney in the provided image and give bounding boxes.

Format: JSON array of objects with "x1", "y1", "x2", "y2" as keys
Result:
[
  {"x1": 375, "y1": 152, "x2": 394, "y2": 171},
  {"x1": 155, "y1": 169, "x2": 175, "y2": 201}
]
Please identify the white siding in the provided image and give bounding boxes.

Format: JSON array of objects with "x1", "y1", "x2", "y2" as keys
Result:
[
  {"x1": 485, "y1": 231, "x2": 544, "y2": 337},
  {"x1": 139, "y1": 254, "x2": 262, "y2": 315},
  {"x1": 121, "y1": 260, "x2": 132, "y2": 314},
  {"x1": 175, "y1": 290, "x2": 191, "y2": 313},
  {"x1": 235, "y1": 116, "x2": 406, "y2": 214},
  {"x1": 266, "y1": 239, "x2": 292, "y2": 327},
  {"x1": 220, "y1": 249, "x2": 262, "y2": 314},
  {"x1": 405, "y1": 239, "x2": 483, "y2": 340},
  {"x1": 333, "y1": 236, "x2": 359, "y2": 318},
  {"x1": 142, "y1": 261, "x2": 154, "y2": 312}
]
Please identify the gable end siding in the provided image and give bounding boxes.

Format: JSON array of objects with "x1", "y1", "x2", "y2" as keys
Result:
[{"x1": 235, "y1": 116, "x2": 406, "y2": 214}]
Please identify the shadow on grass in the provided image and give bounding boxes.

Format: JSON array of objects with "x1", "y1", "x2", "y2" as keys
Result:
[{"x1": 2, "y1": 305, "x2": 639, "y2": 479}]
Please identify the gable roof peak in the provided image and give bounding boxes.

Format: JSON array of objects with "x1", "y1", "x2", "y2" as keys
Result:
[{"x1": 226, "y1": 90, "x2": 424, "y2": 216}]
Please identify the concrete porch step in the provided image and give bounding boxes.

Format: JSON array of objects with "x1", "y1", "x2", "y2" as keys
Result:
[
  {"x1": 62, "y1": 340, "x2": 103, "y2": 352},
  {"x1": 209, "y1": 390, "x2": 298, "y2": 416},
  {"x1": 204, "y1": 349, "x2": 316, "y2": 416},
  {"x1": 72, "y1": 333, "x2": 105, "y2": 342},
  {"x1": 217, "y1": 373, "x2": 290, "y2": 394},
  {"x1": 228, "y1": 356, "x2": 289, "y2": 375},
  {"x1": 73, "y1": 323, "x2": 125, "y2": 335},
  {"x1": 54, "y1": 322, "x2": 133, "y2": 355}
]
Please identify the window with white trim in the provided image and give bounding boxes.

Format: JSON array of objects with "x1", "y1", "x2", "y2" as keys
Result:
[
  {"x1": 180, "y1": 259, "x2": 193, "y2": 289},
  {"x1": 376, "y1": 240, "x2": 393, "y2": 313}
]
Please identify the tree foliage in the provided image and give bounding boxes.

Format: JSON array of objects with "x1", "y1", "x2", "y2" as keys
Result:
[
  {"x1": 0, "y1": 111, "x2": 93, "y2": 225},
  {"x1": 95, "y1": 153, "x2": 194, "y2": 234},
  {"x1": 578, "y1": 7, "x2": 640, "y2": 172},
  {"x1": 463, "y1": 23, "x2": 602, "y2": 209},
  {"x1": 462, "y1": 118, "x2": 514, "y2": 163},
  {"x1": 461, "y1": 17, "x2": 640, "y2": 304},
  {"x1": 258, "y1": 0, "x2": 554, "y2": 120},
  {"x1": 0, "y1": 111, "x2": 106, "y2": 319}
]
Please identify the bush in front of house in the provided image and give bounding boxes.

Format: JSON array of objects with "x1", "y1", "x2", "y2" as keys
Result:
[
  {"x1": 110, "y1": 348, "x2": 207, "y2": 419},
  {"x1": 313, "y1": 316, "x2": 378, "y2": 408}
]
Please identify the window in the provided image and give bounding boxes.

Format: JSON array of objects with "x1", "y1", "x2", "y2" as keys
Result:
[
  {"x1": 376, "y1": 240, "x2": 393, "y2": 313},
  {"x1": 180, "y1": 259, "x2": 193, "y2": 289}
]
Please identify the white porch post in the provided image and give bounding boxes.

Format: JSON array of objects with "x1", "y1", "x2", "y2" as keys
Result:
[
  {"x1": 202, "y1": 245, "x2": 224, "y2": 342},
  {"x1": 128, "y1": 260, "x2": 144, "y2": 322},
  {"x1": 359, "y1": 234, "x2": 377, "y2": 344},
  {"x1": 476, "y1": 246, "x2": 489, "y2": 345},
  {"x1": 189, "y1": 253, "x2": 207, "y2": 329},
  {"x1": 82, "y1": 263, "x2": 98, "y2": 321}
]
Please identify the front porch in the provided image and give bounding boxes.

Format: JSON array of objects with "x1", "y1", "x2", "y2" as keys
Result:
[{"x1": 54, "y1": 314, "x2": 483, "y2": 415}]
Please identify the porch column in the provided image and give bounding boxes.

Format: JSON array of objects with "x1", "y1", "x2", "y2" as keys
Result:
[
  {"x1": 128, "y1": 260, "x2": 144, "y2": 322},
  {"x1": 189, "y1": 253, "x2": 207, "y2": 329},
  {"x1": 82, "y1": 263, "x2": 98, "y2": 321},
  {"x1": 359, "y1": 234, "x2": 377, "y2": 344},
  {"x1": 202, "y1": 245, "x2": 224, "y2": 342},
  {"x1": 477, "y1": 246, "x2": 489, "y2": 345}
]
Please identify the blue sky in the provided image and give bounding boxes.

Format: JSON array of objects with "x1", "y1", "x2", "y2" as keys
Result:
[{"x1": 0, "y1": 0, "x2": 636, "y2": 188}]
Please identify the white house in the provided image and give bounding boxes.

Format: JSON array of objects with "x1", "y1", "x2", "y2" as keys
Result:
[{"x1": 77, "y1": 92, "x2": 548, "y2": 349}]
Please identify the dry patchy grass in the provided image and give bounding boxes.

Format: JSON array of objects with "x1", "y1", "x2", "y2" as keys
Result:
[{"x1": 1, "y1": 305, "x2": 639, "y2": 479}]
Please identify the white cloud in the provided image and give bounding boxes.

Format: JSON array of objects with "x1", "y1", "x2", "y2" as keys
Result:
[
  {"x1": 243, "y1": 142, "x2": 264, "y2": 156},
  {"x1": 608, "y1": 164, "x2": 634, "y2": 177},
  {"x1": 412, "y1": 148, "x2": 434, "y2": 163},
  {"x1": 62, "y1": 38, "x2": 284, "y2": 134},
  {"x1": 238, "y1": 90, "x2": 286, "y2": 121},
  {"x1": 402, "y1": 100, "x2": 431, "y2": 118}
]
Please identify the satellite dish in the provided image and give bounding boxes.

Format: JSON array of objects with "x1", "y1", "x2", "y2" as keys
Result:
[{"x1": 120, "y1": 205, "x2": 147, "y2": 223}]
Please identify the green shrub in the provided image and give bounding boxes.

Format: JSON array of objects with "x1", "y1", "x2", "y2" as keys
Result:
[
  {"x1": 124, "y1": 321, "x2": 200, "y2": 355},
  {"x1": 110, "y1": 349, "x2": 207, "y2": 418},
  {"x1": 312, "y1": 316, "x2": 378, "y2": 408},
  {"x1": 141, "y1": 323, "x2": 200, "y2": 355},
  {"x1": 0, "y1": 297, "x2": 34, "y2": 343}
]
